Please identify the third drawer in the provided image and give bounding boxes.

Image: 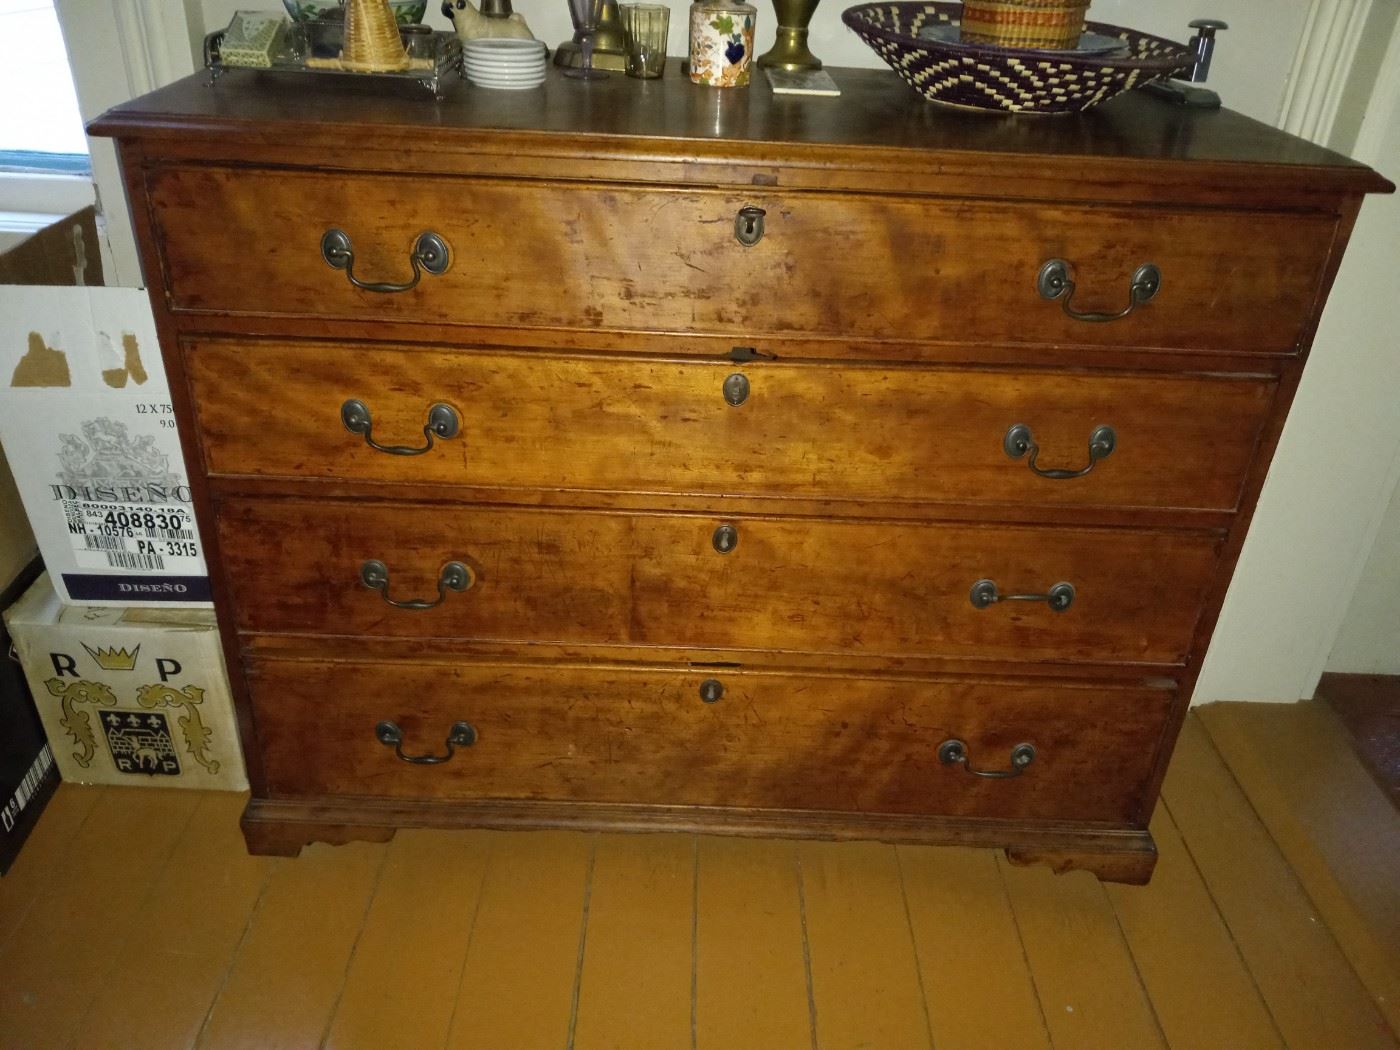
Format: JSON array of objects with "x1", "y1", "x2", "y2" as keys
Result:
[{"x1": 219, "y1": 499, "x2": 1222, "y2": 666}]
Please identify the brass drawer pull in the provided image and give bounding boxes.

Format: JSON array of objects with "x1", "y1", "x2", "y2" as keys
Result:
[
  {"x1": 1037, "y1": 258, "x2": 1160, "y2": 322},
  {"x1": 360, "y1": 559, "x2": 473, "y2": 609},
  {"x1": 734, "y1": 206, "x2": 766, "y2": 247},
  {"x1": 341, "y1": 399, "x2": 460, "y2": 456},
  {"x1": 321, "y1": 228, "x2": 450, "y2": 293},
  {"x1": 1004, "y1": 423, "x2": 1116, "y2": 479},
  {"x1": 376, "y1": 720, "x2": 477, "y2": 764},
  {"x1": 969, "y1": 578, "x2": 1075, "y2": 612},
  {"x1": 938, "y1": 739, "x2": 1036, "y2": 778}
]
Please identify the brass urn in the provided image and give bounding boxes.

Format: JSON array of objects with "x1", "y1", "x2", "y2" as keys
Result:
[{"x1": 756, "y1": 0, "x2": 822, "y2": 70}]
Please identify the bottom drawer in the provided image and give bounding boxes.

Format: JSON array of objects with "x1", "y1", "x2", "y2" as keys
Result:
[{"x1": 248, "y1": 658, "x2": 1173, "y2": 825}]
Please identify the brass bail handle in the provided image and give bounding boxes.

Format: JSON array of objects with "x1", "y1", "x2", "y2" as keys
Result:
[
  {"x1": 321, "y1": 228, "x2": 451, "y2": 293},
  {"x1": 1037, "y1": 259, "x2": 1160, "y2": 323},
  {"x1": 969, "y1": 579, "x2": 1076, "y2": 612},
  {"x1": 938, "y1": 739, "x2": 1036, "y2": 778},
  {"x1": 341, "y1": 399, "x2": 460, "y2": 456},
  {"x1": 360, "y1": 559, "x2": 474, "y2": 610},
  {"x1": 1003, "y1": 423, "x2": 1116, "y2": 479},
  {"x1": 375, "y1": 720, "x2": 477, "y2": 764}
]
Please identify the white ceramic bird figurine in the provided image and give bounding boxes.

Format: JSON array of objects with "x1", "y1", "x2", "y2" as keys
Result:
[{"x1": 441, "y1": 0, "x2": 535, "y2": 41}]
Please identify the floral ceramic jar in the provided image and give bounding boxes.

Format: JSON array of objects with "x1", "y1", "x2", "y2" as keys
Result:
[{"x1": 689, "y1": 0, "x2": 757, "y2": 87}]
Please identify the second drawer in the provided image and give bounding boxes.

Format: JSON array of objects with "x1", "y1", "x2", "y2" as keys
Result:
[
  {"x1": 219, "y1": 500, "x2": 1221, "y2": 666},
  {"x1": 187, "y1": 339, "x2": 1276, "y2": 514}
]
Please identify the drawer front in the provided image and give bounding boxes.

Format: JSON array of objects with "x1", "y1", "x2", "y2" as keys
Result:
[
  {"x1": 189, "y1": 339, "x2": 1275, "y2": 514},
  {"x1": 149, "y1": 166, "x2": 1333, "y2": 352},
  {"x1": 248, "y1": 657, "x2": 1173, "y2": 824},
  {"x1": 220, "y1": 500, "x2": 1221, "y2": 665}
]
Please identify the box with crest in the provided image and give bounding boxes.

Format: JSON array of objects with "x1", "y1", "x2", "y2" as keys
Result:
[{"x1": 4, "y1": 573, "x2": 246, "y2": 790}]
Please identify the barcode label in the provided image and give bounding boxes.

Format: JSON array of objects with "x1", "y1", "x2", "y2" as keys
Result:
[
  {"x1": 143, "y1": 528, "x2": 195, "y2": 540},
  {"x1": 84, "y1": 535, "x2": 128, "y2": 551},
  {"x1": 2, "y1": 746, "x2": 54, "y2": 834},
  {"x1": 105, "y1": 550, "x2": 166, "y2": 571}
]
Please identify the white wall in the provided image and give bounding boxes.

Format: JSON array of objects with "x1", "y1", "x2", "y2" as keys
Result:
[
  {"x1": 1325, "y1": 32, "x2": 1400, "y2": 678},
  {"x1": 1195, "y1": 16, "x2": 1400, "y2": 702}
]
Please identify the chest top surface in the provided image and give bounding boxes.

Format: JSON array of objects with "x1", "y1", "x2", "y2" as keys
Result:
[{"x1": 91, "y1": 66, "x2": 1391, "y2": 204}]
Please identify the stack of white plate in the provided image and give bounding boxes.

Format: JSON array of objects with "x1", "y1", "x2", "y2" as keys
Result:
[{"x1": 462, "y1": 38, "x2": 548, "y2": 90}]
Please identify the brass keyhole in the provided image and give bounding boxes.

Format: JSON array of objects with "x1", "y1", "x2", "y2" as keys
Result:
[
  {"x1": 713, "y1": 524, "x2": 738, "y2": 554},
  {"x1": 723, "y1": 373, "x2": 750, "y2": 406}
]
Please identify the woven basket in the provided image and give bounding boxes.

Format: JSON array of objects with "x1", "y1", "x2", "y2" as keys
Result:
[
  {"x1": 960, "y1": 0, "x2": 1089, "y2": 50},
  {"x1": 341, "y1": 0, "x2": 410, "y2": 72},
  {"x1": 841, "y1": 3, "x2": 1190, "y2": 114}
]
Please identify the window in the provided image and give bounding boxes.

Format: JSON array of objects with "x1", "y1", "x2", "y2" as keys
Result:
[{"x1": 0, "y1": 0, "x2": 95, "y2": 240}]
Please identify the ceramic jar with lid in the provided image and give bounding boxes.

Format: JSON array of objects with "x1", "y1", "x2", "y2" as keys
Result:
[{"x1": 689, "y1": 0, "x2": 756, "y2": 86}]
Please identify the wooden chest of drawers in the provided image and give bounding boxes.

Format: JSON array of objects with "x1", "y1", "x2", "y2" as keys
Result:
[{"x1": 93, "y1": 67, "x2": 1390, "y2": 884}]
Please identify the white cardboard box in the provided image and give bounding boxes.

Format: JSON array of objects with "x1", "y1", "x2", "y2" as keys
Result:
[
  {"x1": 4, "y1": 573, "x2": 246, "y2": 790},
  {"x1": 0, "y1": 286, "x2": 210, "y2": 606}
]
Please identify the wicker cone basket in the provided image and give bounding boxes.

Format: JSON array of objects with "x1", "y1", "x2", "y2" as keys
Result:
[
  {"x1": 960, "y1": 0, "x2": 1089, "y2": 49},
  {"x1": 340, "y1": 0, "x2": 410, "y2": 72}
]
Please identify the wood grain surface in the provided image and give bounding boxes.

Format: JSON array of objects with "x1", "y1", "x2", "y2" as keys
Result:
[
  {"x1": 150, "y1": 166, "x2": 1335, "y2": 353},
  {"x1": 245, "y1": 657, "x2": 1172, "y2": 823},
  {"x1": 218, "y1": 498, "x2": 1221, "y2": 666},
  {"x1": 187, "y1": 338, "x2": 1276, "y2": 515}
]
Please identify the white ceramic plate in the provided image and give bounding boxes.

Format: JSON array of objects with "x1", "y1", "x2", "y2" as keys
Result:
[
  {"x1": 464, "y1": 58, "x2": 548, "y2": 71},
  {"x1": 469, "y1": 77, "x2": 546, "y2": 89}
]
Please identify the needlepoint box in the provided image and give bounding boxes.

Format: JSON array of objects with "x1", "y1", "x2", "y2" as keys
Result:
[{"x1": 4, "y1": 573, "x2": 246, "y2": 790}]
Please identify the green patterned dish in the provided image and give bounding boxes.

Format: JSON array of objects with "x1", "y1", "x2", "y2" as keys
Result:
[{"x1": 283, "y1": 0, "x2": 428, "y2": 24}]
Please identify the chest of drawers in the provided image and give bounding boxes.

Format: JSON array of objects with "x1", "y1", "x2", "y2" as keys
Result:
[{"x1": 93, "y1": 67, "x2": 1390, "y2": 884}]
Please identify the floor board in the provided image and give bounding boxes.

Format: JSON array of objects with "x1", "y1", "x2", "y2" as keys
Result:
[
  {"x1": 444, "y1": 830, "x2": 594, "y2": 1050},
  {"x1": 0, "y1": 786, "x2": 199, "y2": 1050},
  {"x1": 1163, "y1": 716, "x2": 1397, "y2": 1050},
  {"x1": 571, "y1": 833, "x2": 694, "y2": 1050},
  {"x1": 798, "y1": 839, "x2": 932, "y2": 1050},
  {"x1": 898, "y1": 844, "x2": 1050, "y2": 1050},
  {"x1": 194, "y1": 838, "x2": 386, "y2": 1050},
  {"x1": 999, "y1": 857, "x2": 1167, "y2": 1050},
  {"x1": 323, "y1": 828, "x2": 492, "y2": 1050},
  {"x1": 2, "y1": 705, "x2": 1396, "y2": 1050},
  {"x1": 693, "y1": 836, "x2": 813, "y2": 1050},
  {"x1": 76, "y1": 791, "x2": 275, "y2": 1050}
]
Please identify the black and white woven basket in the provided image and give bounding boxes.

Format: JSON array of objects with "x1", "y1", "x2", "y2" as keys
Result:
[{"x1": 842, "y1": 3, "x2": 1192, "y2": 114}]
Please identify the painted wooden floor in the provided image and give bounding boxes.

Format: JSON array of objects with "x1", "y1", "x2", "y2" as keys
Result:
[{"x1": 0, "y1": 706, "x2": 1396, "y2": 1050}]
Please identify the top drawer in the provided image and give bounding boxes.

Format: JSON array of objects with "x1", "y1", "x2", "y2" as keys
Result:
[{"x1": 145, "y1": 166, "x2": 1335, "y2": 354}]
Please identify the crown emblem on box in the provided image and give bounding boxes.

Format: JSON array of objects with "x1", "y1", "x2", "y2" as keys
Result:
[{"x1": 81, "y1": 643, "x2": 141, "y2": 671}]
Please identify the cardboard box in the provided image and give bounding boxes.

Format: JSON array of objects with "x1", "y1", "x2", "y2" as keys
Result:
[
  {"x1": 5, "y1": 573, "x2": 246, "y2": 791},
  {"x1": 0, "y1": 285, "x2": 210, "y2": 606},
  {"x1": 0, "y1": 560, "x2": 59, "y2": 875}
]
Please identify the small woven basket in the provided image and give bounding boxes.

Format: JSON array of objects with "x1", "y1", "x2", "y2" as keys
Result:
[
  {"x1": 341, "y1": 0, "x2": 410, "y2": 71},
  {"x1": 960, "y1": 0, "x2": 1089, "y2": 50}
]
